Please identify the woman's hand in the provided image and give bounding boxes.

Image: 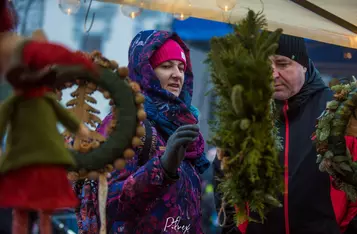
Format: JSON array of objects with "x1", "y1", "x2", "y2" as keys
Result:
[{"x1": 160, "y1": 124, "x2": 199, "y2": 177}]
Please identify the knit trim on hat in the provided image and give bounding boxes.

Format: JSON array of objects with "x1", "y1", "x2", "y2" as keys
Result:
[
  {"x1": 276, "y1": 34, "x2": 309, "y2": 68},
  {"x1": 149, "y1": 39, "x2": 187, "y2": 70}
]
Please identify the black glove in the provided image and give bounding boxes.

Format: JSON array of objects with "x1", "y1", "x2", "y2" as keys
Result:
[{"x1": 160, "y1": 124, "x2": 199, "y2": 177}]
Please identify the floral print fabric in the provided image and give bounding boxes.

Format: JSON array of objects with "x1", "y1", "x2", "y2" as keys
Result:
[{"x1": 75, "y1": 125, "x2": 204, "y2": 233}]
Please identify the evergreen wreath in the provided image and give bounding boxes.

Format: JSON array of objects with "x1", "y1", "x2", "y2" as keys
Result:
[
  {"x1": 207, "y1": 10, "x2": 284, "y2": 224},
  {"x1": 314, "y1": 80, "x2": 357, "y2": 201}
]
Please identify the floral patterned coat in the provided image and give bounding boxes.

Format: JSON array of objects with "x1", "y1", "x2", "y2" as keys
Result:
[
  {"x1": 74, "y1": 123, "x2": 204, "y2": 234},
  {"x1": 74, "y1": 30, "x2": 210, "y2": 234}
]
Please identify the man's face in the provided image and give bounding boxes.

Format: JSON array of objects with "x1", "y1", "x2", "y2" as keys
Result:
[{"x1": 270, "y1": 55, "x2": 307, "y2": 100}]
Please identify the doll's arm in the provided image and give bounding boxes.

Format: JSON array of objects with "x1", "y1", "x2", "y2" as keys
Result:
[
  {"x1": 0, "y1": 103, "x2": 9, "y2": 144},
  {"x1": 44, "y1": 94, "x2": 81, "y2": 134}
]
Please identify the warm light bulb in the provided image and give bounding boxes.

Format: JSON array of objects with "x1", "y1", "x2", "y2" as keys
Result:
[
  {"x1": 121, "y1": 5, "x2": 143, "y2": 19},
  {"x1": 173, "y1": 0, "x2": 192, "y2": 21},
  {"x1": 216, "y1": 0, "x2": 237, "y2": 12},
  {"x1": 173, "y1": 13, "x2": 190, "y2": 21},
  {"x1": 58, "y1": 0, "x2": 81, "y2": 15},
  {"x1": 138, "y1": 0, "x2": 150, "y2": 8}
]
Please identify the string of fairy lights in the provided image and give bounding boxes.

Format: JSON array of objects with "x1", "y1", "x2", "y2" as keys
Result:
[{"x1": 57, "y1": 0, "x2": 238, "y2": 21}]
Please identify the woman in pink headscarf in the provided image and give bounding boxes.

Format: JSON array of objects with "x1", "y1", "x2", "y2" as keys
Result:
[{"x1": 74, "y1": 30, "x2": 210, "y2": 234}]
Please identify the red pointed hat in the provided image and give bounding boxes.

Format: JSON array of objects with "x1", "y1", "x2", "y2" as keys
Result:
[{"x1": 0, "y1": 0, "x2": 17, "y2": 33}]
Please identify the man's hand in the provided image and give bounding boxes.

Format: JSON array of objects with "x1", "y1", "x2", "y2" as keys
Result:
[{"x1": 160, "y1": 124, "x2": 199, "y2": 176}]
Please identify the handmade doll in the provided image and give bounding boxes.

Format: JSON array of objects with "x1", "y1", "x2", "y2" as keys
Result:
[{"x1": 0, "y1": 1, "x2": 97, "y2": 233}]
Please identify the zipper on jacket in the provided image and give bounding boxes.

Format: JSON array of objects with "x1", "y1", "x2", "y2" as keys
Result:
[{"x1": 283, "y1": 100, "x2": 290, "y2": 234}]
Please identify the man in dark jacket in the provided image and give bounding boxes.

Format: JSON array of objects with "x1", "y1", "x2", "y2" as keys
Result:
[{"x1": 213, "y1": 35, "x2": 346, "y2": 234}]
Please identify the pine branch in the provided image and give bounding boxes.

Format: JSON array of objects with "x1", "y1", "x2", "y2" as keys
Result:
[{"x1": 207, "y1": 10, "x2": 284, "y2": 224}]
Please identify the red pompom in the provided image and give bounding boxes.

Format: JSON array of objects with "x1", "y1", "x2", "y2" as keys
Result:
[{"x1": 0, "y1": 0, "x2": 18, "y2": 33}]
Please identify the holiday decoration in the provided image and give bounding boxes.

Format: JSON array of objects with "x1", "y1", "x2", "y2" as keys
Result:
[
  {"x1": 216, "y1": 0, "x2": 237, "y2": 12},
  {"x1": 58, "y1": 0, "x2": 81, "y2": 15},
  {"x1": 56, "y1": 50, "x2": 146, "y2": 179},
  {"x1": 314, "y1": 80, "x2": 357, "y2": 201},
  {"x1": 121, "y1": 5, "x2": 143, "y2": 19},
  {"x1": 173, "y1": 0, "x2": 192, "y2": 20},
  {"x1": 55, "y1": 50, "x2": 146, "y2": 234},
  {"x1": 0, "y1": 33, "x2": 97, "y2": 233},
  {"x1": 207, "y1": 10, "x2": 284, "y2": 224}
]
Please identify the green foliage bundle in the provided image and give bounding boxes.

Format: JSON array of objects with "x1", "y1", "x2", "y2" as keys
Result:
[
  {"x1": 315, "y1": 81, "x2": 357, "y2": 201},
  {"x1": 206, "y1": 10, "x2": 284, "y2": 224}
]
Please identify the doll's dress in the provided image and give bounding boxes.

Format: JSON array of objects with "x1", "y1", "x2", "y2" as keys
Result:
[
  {"x1": 0, "y1": 165, "x2": 78, "y2": 210},
  {"x1": 0, "y1": 93, "x2": 80, "y2": 211}
]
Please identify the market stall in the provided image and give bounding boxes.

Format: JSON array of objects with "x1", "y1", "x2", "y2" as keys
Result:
[{"x1": 98, "y1": 0, "x2": 357, "y2": 48}]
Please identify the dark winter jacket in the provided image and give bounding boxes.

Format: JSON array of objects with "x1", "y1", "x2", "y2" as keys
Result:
[{"x1": 213, "y1": 60, "x2": 344, "y2": 234}]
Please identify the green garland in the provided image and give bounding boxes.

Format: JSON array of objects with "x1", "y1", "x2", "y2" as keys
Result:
[
  {"x1": 207, "y1": 10, "x2": 284, "y2": 224},
  {"x1": 315, "y1": 81, "x2": 357, "y2": 201}
]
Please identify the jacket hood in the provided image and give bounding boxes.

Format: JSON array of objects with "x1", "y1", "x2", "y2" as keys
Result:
[
  {"x1": 291, "y1": 59, "x2": 327, "y2": 105},
  {"x1": 128, "y1": 30, "x2": 194, "y2": 108}
]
